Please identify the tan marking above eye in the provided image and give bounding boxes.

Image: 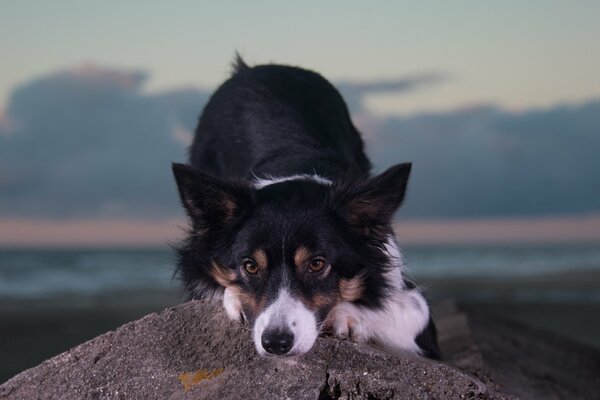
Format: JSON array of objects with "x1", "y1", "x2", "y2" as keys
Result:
[
  {"x1": 294, "y1": 247, "x2": 311, "y2": 269},
  {"x1": 252, "y1": 248, "x2": 268, "y2": 270},
  {"x1": 339, "y1": 274, "x2": 365, "y2": 302}
]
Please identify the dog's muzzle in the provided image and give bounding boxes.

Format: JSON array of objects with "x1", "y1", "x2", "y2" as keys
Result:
[{"x1": 252, "y1": 289, "x2": 318, "y2": 356}]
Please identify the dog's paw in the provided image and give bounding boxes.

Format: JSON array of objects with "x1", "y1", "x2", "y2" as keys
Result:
[
  {"x1": 332, "y1": 315, "x2": 351, "y2": 340},
  {"x1": 222, "y1": 287, "x2": 243, "y2": 322},
  {"x1": 327, "y1": 304, "x2": 367, "y2": 343}
]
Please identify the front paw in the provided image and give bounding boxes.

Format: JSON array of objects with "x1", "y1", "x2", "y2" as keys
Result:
[
  {"x1": 327, "y1": 305, "x2": 366, "y2": 342},
  {"x1": 333, "y1": 316, "x2": 351, "y2": 340}
]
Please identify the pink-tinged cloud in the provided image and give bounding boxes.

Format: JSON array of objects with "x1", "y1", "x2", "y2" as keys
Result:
[
  {"x1": 393, "y1": 215, "x2": 600, "y2": 245},
  {"x1": 170, "y1": 123, "x2": 193, "y2": 146},
  {"x1": 0, "y1": 218, "x2": 185, "y2": 247},
  {"x1": 70, "y1": 62, "x2": 147, "y2": 90},
  {"x1": 1, "y1": 216, "x2": 600, "y2": 248},
  {"x1": 0, "y1": 108, "x2": 13, "y2": 134}
]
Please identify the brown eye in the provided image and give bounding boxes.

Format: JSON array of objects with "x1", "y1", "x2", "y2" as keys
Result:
[
  {"x1": 308, "y1": 257, "x2": 327, "y2": 273},
  {"x1": 242, "y1": 259, "x2": 258, "y2": 274}
]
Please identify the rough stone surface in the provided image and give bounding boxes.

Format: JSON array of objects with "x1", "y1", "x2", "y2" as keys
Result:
[
  {"x1": 0, "y1": 301, "x2": 511, "y2": 400},
  {"x1": 467, "y1": 312, "x2": 600, "y2": 400}
]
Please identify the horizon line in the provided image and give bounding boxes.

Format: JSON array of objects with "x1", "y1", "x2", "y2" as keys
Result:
[{"x1": 1, "y1": 215, "x2": 600, "y2": 248}]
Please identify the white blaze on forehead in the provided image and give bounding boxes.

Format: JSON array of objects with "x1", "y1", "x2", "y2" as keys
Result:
[
  {"x1": 252, "y1": 288, "x2": 318, "y2": 356},
  {"x1": 252, "y1": 174, "x2": 332, "y2": 189}
]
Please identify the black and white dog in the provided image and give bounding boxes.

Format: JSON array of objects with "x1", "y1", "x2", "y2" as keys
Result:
[{"x1": 172, "y1": 57, "x2": 440, "y2": 359}]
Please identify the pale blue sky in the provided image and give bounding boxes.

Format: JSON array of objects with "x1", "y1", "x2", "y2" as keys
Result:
[{"x1": 1, "y1": 1, "x2": 600, "y2": 115}]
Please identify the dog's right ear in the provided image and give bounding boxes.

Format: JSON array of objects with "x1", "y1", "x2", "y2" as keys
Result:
[
  {"x1": 330, "y1": 163, "x2": 412, "y2": 237},
  {"x1": 172, "y1": 163, "x2": 253, "y2": 228}
]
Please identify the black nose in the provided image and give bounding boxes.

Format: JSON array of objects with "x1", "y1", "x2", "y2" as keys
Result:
[{"x1": 261, "y1": 329, "x2": 294, "y2": 355}]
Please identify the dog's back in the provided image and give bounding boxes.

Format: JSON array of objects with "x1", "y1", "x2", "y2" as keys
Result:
[{"x1": 189, "y1": 57, "x2": 371, "y2": 179}]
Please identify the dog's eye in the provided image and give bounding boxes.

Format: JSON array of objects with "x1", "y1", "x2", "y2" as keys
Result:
[
  {"x1": 242, "y1": 259, "x2": 259, "y2": 274},
  {"x1": 308, "y1": 257, "x2": 327, "y2": 273}
]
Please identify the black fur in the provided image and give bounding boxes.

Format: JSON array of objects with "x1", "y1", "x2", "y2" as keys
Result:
[
  {"x1": 404, "y1": 279, "x2": 441, "y2": 359},
  {"x1": 172, "y1": 57, "x2": 440, "y2": 359},
  {"x1": 188, "y1": 61, "x2": 371, "y2": 179},
  {"x1": 416, "y1": 316, "x2": 441, "y2": 360}
]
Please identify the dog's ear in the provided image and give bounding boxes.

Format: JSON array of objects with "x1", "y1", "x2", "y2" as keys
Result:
[
  {"x1": 172, "y1": 163, "x2": 253, "y2": 228},
  {"x1": 331, "y1": 163, "x2": 412, "y2": 235}
]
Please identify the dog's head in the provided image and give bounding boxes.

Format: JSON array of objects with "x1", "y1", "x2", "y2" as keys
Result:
[{"x1": 172, "y1": 163, "x2": 411, "y2": 356}]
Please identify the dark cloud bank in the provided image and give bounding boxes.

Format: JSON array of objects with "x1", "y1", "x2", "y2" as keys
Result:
[{"x1": 1, "y1": 65, "x2": 599, "y2": 219}]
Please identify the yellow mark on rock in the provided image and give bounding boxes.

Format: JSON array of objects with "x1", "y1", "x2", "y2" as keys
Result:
[{"x1": 178, "y1": 368, "x2": 224, "y2": 391}]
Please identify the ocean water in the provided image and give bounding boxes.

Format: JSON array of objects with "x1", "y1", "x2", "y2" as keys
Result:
[
  {"x1": 402, "y1": 244, "x2": 600, "y2": 278},
  {"x1": 1, "y1": 244, "x2": 600, "y2": 300},
  {"x1": 0, "y1": 248, "x2": 178, "y2": 298}
]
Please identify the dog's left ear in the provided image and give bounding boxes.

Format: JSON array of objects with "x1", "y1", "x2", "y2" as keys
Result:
[{"x1": 331, "y1": 163, "x2": 412, "y2": 233}]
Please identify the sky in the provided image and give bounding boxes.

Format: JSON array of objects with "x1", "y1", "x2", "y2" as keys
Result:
[
  {"x1": 2, "y1": 1, "x2": 600, "y2": 116},
  {"x1": 1, "y1": 1, "x2": 600, "y2": 246}
]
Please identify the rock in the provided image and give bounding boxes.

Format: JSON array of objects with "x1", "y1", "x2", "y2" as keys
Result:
[
  {"x1": 466, "y1": 312, "x2": 600, "y2": 400},
  {"x1": 0, "y1": 300, "x2": 511, "y2": 400},
  {"x1": 432, "y1": 301, "x2": 491, "y2": 383}
]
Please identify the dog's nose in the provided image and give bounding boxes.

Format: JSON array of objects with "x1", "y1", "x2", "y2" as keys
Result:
[{"x1": 261, "y1": 329, "x2": 294, "y2": 355}]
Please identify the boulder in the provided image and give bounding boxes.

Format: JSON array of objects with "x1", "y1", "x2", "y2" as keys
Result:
[{"x1": 0, "y1": 301, "x2": 511, "y2": 400}]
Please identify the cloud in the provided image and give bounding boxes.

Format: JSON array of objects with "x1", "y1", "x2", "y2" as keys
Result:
[
  {"x1": 69, "y1": 63, "x2": 147, "y2": 89},
  {"x1": 0, "y1": 64, "x2": 598, "y2": 220},
  {"x1": 0, "y1": 109, "x2": 14, "y2": 135},
  {"x1": 336, "y1": 73, "x2": 446, "y2": 114},
  {"x1": 0, "y1": 65, "x2": 210, "y2": 218},
  {"x1": 364, "y1": 101, "x2": 600, "y2": 218}
]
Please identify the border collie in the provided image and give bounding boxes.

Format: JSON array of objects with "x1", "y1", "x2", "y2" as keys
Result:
[{"x1": 172, "y1": 57, "x2": 440, "y2": 359}]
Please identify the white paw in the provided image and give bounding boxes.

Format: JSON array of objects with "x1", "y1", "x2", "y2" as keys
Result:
[
  {"x1": 222, "y1": 287, "x2": 242, "y2": 321},
  {"x1": 332, "y1": 314, "x2": 350, "y2": 340},
  {"x1": 327, "y1": 303, "x2": 367, "y2": 343}
]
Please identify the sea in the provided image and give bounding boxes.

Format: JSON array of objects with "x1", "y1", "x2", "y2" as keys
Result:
[{"x1": 1, "y1": 244, "x2": 600, "y2": 302}]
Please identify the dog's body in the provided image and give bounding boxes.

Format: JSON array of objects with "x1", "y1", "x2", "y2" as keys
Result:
[{"x1": 173, "y1": 58, "x2": 440, "y2": 359}]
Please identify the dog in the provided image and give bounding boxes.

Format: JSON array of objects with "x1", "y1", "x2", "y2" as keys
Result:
[{"x1": 172, "y1": 56, "x2": 440, "y2": 360}]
